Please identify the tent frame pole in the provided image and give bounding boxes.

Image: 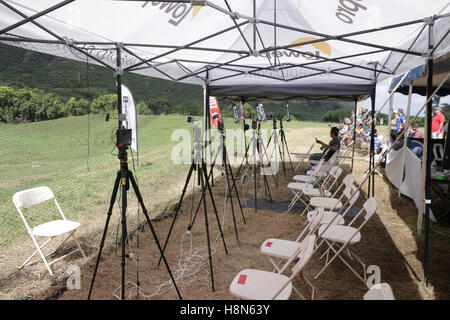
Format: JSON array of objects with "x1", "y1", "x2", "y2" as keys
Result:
[
  {"x1": 423, "y1": 18, "x2": 435, "y2": 285},
  {"x1": 351, "y1": 98, "x2": 357, "y2": 172},
  {"x1": 399, "y1": 84, "x2": 413, "y2": 197}
]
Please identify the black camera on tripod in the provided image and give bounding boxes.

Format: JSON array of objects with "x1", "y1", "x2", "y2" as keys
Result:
[
  {"x1": 252, "y1": 119, "x2": 258, "y2": 130},
  {"x1": 116, "y1": 129, "x2": 132, "y2": 148}
]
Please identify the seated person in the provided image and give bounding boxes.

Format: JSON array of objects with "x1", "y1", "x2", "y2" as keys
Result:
[
  {"x1": 410, "y1": 122, "x2": 424, "y2": 139},
  {"x1": 309, "y1": 127, "x2": 341, "y2": 161}
]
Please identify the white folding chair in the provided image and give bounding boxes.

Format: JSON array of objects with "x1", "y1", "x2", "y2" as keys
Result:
[
  {"x1": 306, "y1": 182, "x2": 360, "y2": 226},
  {"x1": 314, "y1": 197, "x2": 378, "y2": 283},
  {"x1": 291, "y1": 143, "x2": 315, "y2": 172},
  {"x1": 260, "y1": 208, "x2": 323, "y2": 276},
  {"x1": 363, "y1": 283, "x2": 395, "y2": 300},
  {"x1": 13, "y1": 186, "x2": 86, "y2": 276},
  {"x1": 300, "y1": 174, "x2": 355, "y2": 215},
  {"x1": 230, "y1": 235, "x2": 316, "y2": 300},
  {"x1": 287, "y1": 166, "x2": 343, "y2": 213}
]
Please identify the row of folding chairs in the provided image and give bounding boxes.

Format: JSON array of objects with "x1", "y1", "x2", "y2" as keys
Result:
[
  {"x1": 229, "y1": 204, "x2": 394, "y2": 300},
  {"x1": 228, "y1": 152, "x2": 395, "y2": 300}
]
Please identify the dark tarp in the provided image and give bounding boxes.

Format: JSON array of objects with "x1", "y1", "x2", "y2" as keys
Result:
[{"x1": 209, "y1": 83, "x2": 374, "y2": 102}]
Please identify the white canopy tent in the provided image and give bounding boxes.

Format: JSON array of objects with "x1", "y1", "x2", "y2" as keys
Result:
[
  {"x1": 0, "y1": 0, "x2": 449, "y2": 93},
  {"x1": 1, "y1": 0, "x2": 449, "y2": 289}
]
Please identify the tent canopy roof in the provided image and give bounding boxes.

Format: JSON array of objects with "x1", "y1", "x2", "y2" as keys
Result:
[{"x1": 0, "y1": 0, "x2": 449, "y2": 99}]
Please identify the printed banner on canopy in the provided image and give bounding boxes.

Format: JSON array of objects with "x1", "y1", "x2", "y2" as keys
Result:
[
  {"x1": 240, "y1": 102, "x2": 245, "y2": 121},
  {"x1": 256, "y1": 103, "x2": 267, "y2": 121},
  {"x1": 121, "y1": 84, "x2": 138, "y2": 153},
  {"x1": 209, "y1": 96, "x2": 222, "y2": 128},
  {"x1": 233, "y1": 105, "x2": 239, "y2": 123}
]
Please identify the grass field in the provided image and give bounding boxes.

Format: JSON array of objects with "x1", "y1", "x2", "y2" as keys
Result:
[
  {"x1": 1, "y1": 115, "x2": 449, "y2": 300},
  {"x1": 0, "y1": 114, "x2": 329, "y2": 250}
]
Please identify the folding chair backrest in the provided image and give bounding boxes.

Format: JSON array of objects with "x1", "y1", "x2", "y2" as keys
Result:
[
  {"x1": 13, "y1": 186, "x2": 54, "y2": 209},
  {"x1": 342, "y1": 174, "x2": 355, "y2": 187},
  {"x1": 291, "y1": 235, "x2": 316, "y2": 275},
  {"x1": 343, "y1": 184, "x2": 360, "y2": 206},
  {"x1": 12, "y1": 186, "x2": 66, "y2": 232},
  {"x1": 330, "y1": 166, "x2": 343, "y2": 181},
  {"x1": 363, "y1": 197, "x2": 378, "y2": 221},
  {"x1": 295, "y1": 208, "x2": 323, "y2": 242},
  {"x1": 330, "y1": 173, "x2": 354, "y2": 199},
  {"x1": 272, "y1": 235, "x2": 316, "y2": 300},
  {"x1": 363, "y1": 283, "x2": 395, "y2": 300},
  {"x1": 307, "y1": 158, "x2": 325, "y2": 184},
  {"x1": 308, "y1": 208, "x2": 324, "y2": 233}
]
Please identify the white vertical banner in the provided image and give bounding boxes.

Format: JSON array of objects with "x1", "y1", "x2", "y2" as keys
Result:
[{"x1": 121, "y1": 84, "x2": 138, "y2": 153}]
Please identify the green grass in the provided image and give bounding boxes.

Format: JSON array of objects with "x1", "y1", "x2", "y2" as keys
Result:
[{"x1": 0, "y1": 114, "x2": 328, "y2": 249}]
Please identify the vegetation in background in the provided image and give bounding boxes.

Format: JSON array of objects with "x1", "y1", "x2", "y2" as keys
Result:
[{"x1": 0, "y1": 43, "x2": 359, "y2": 123}]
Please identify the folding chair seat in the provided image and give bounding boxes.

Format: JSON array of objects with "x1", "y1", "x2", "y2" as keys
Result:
[
  {"x1": 13, "y1": 186, "x2": 86, "y2": 276},
  {"x1": 314, "y1": 197, "x2": 378, "y2": 283},
  {"x1": 306, "y1": 186, "x2": 360, "y2": 226},
  {"x1": 288, "y1": 166, "x2": 345, "y2": 214},
  {"x1": 363, "y1": 283, "x2": 395, "y2": 300},
  {"x1": 230, "y1": 235, "x2": 316, "y2": 300}
]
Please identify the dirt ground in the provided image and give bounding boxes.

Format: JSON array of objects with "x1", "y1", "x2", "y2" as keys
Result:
[{"x1": 2, "y1": 127, "x2": 450, "y2": 300}]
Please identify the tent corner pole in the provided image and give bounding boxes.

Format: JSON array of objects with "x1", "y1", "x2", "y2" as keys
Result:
[
  {"x1": 424, "y1": 57, "x2": 433, "y2": 286},
  {"x1": 351, "y1": 98, "x2": 357, "y2": 172}
]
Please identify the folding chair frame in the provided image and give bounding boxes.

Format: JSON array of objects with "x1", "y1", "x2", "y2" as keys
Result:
[{"x1": 13, "y1": 187, "x2": 86, "y2": 276}]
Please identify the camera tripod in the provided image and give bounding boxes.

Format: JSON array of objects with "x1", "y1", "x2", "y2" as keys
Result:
[
  {"x1": 266, "y1": 118, "x2": 294, "y2": 178},
  {"x1": 236, "y1": 121, "x2": 274, "y2": 212},
  {"x1": 156, "y1": 124, "x2": 228, "y2": 292},
  {"x1": 87, "y1": 129, "x2": 182, "y2": 300}
]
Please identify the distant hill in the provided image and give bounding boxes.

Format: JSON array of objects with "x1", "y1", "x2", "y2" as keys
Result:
[{"x1": 0, "y1": 43, "x2": 353, "y2": 121}]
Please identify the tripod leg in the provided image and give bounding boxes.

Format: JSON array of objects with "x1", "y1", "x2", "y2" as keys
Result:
[
  {"x1": 282, "y1": 130, "x2": 295, "y2": 174},
  {"x1": 200, "y1": 167, "x2": 215, "y2": 291},
  {"x1": 236, "y1": 140, "x2": 251, "y2": 179},
  {"x1": 88, "y1": 171, "x2": 121, "y2": 300},
  {"x1": 227, "y1": 161, "x2": 246, "y2": 225},
  {"x1": 157, "y1": 161, "x2": 196, "y2": 267},
  {"x1": 277, "y1": 133, "x2": 287, "y2": 178},
  {"x1": 202, "y1": 163, "x2": 228, "y2": 255},
  {"x1": 128, "y1": 172, "x2": 183, "y2": 300},
  {"x1": 223, "y1": 155, "x2": 240, "y2": 245}
]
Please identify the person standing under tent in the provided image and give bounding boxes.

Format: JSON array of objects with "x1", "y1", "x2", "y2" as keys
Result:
[
  {"x1": 395, "y1": 108, "x2": 406, "y2": 137},
  {"x1": 432, "y1": 106, "x2": 445, "y2": 139}
]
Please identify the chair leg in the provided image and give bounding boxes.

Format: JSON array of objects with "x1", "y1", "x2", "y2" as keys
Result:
[
  {"x1": 72, "y1": 234, "x2": 87, "y2": 258},
  {"x1": 298, "y1": 271, "x2": 312, "y2": 300},
  {"x1": 29, "y1": 235, "x2": 54, "y2": 276},
  {"x1": 19, "y1": 237, "x2": 54, "y2": 270}
]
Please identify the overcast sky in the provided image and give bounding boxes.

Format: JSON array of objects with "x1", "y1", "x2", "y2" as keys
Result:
[{"x1": 358, "y1": 79, "x2": 450, "y2": 117}]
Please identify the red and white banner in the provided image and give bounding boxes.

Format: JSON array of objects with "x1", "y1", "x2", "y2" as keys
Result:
[{"x1": 209, "y1": 96, "x2": 222, "y2": 128}]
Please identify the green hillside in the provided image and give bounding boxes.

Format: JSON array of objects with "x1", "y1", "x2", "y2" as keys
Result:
[{"x1": 0, "y1": 43, "x2": 354, "y2": 121}]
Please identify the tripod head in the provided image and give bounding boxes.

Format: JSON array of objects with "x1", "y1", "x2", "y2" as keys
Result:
[
  {"x1": 272, "y1": 118, "x2": 277, "y2": 130},
  {"x1": 279, "y1": 118, "x2": 283, "y2": 129}
]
